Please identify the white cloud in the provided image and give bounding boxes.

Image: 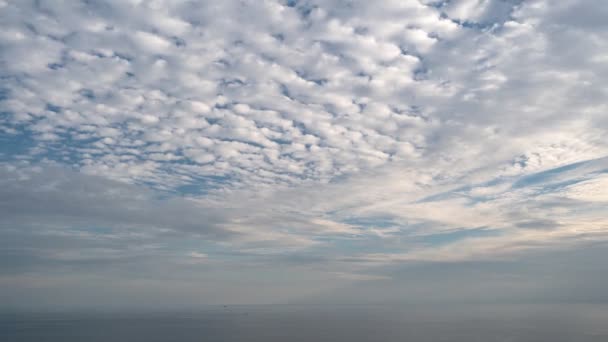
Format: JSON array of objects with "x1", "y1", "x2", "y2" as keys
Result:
[{"x1": 1, "y1": 0, "x2": 608, "y2": 307}]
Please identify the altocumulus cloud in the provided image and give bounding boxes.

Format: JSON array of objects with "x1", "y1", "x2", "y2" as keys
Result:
[{"x1": 1, "y1": 0, "x2": 608, "y2": 308}]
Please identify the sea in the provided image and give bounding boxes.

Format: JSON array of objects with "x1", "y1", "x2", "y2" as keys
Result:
[{"x1": 2, "y1": 304, "x2": 608, "y2": 341}]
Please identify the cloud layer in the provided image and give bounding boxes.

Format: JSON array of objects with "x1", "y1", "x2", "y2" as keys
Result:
[{"x1": 1, "y1": 0, "x2": 607, "y2": 308}]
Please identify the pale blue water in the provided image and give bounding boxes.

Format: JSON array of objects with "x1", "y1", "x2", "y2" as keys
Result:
[{"x1": 2, "y1": 304, "x2": 608, "y2": 341}]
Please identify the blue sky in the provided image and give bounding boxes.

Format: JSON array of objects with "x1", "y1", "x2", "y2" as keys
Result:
[{"x1": 1, "y1": 0, "x2": 608, "y2": 310}]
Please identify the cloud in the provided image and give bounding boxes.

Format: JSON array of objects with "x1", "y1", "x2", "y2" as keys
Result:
[
  {"x1": 2, "y1": 0, "x2": 606, "y2": 190},
  {"x1": 0, "y1": 0, "x2": 607, "y2": 308},
  {"x1": 0, "y1": 163, "x2": 227, "y2": 237}
]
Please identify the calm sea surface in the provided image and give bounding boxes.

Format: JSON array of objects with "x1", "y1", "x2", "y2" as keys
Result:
[{"x1": 2, "y1": 304, "x2": 608, "y2": 342}]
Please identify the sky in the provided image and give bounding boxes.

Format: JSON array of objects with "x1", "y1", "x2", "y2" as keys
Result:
[{"x1": 0, "y1": 0, "x2": 607, "y2": 310}]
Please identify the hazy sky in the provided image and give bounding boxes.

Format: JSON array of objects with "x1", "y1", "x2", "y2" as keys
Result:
[{"x1": 1, "y1": 0, "x2": 607, "y2": 310}]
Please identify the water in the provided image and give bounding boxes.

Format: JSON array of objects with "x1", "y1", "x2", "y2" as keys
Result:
[{"x1": 2, "y1": 304, "x2": 608, "y2": 341}]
